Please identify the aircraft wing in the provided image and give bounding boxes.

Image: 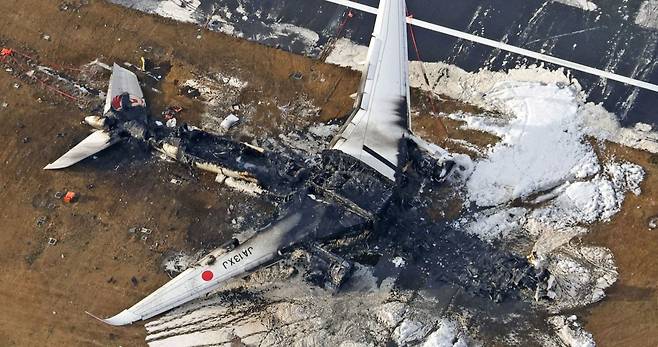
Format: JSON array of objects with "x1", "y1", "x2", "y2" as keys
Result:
[
  {"x1": 104, "y1": 63, "x2": 145, "y2": 114},
  {"x1": 43, "y1": 130, "x2": 117, "y2": 170},
  {"x1": 94, "y1": 191, "x2": 370, "y2": 326},
  {"x1": 95, "y1": 209, "x2": 305, "y2": 326},
  {"x1": 331, "y1": 0, "x2": 410, "y2": 181},
  {"x1": 96, "y1": 242, "x2": 282, "y2": 325}
]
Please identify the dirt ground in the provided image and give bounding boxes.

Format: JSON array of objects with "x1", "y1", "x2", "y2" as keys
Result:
[
  {"x1": 0, "y1": 1, "x2": 655, "y2": 346},
  {"x1": 579, "y1": 144, "x2": 658, "y2": 347}
]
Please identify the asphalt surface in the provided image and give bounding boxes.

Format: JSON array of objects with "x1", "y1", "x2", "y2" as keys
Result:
[{"x1": 189, "y1": 0, "x2": 658, "y2": 127}]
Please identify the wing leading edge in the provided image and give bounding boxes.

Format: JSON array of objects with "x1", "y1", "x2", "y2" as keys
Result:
[
  {"x1": 331, "y1": 0, "x2": 410, "y2": 181},
  {"x1": 43, "y1": 130, "x2": 116, "y2": 170}
]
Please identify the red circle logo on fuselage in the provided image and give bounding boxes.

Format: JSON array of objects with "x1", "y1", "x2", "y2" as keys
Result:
[{"x1": 201, "y1": 270, "x2": 213, "y2": 281}]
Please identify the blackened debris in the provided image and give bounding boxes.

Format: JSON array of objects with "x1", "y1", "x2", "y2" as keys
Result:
[
  {"x1": 174, "y1": 128, "x2": 310, "y2": 196},
  {"x1": 304, "y1": 244, "x2": 352, "y2": 290},
  {"x1": 179, "y1": 85, "x2": 201, "y2": 98},
  {"x1": 313, "y1": 150, "x2": 395, "y2": 217},
  {"x1": 366, "y1": 159, "x2": 544, "y2": 302}
]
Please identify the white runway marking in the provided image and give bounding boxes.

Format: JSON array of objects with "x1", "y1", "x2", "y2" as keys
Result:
[{"x1": 325, "y1": 0, "x2": 658, "y2": 93}]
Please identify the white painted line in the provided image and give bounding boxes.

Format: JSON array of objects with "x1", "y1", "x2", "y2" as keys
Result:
[{"x1": 325, "y1": 0, "x2": 658, "y2": 93}]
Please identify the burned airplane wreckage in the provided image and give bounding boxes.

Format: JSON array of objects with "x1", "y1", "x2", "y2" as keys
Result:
[{"x1": 45, "y1": 0, "x2": 548, "y2": 326}]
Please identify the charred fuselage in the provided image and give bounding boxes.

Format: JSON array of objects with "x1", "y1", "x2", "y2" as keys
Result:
[{"x1": 155, "y1": 120, "x2": 542, "y2": 302}]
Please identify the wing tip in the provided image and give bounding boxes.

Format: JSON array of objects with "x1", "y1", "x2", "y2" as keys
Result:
[
  {"x1": 85, "y1": 310, "x2": 141, "y2": 326},
  {"x1": 85, "y1": 310, "x2": 106, "y2": 322},
  {"x1": 43, "y1": 163, "x2": 63, "y2": 170}
]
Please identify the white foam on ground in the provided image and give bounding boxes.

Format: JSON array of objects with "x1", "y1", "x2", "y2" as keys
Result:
[
  {"x1": 394, "y1": 319, "x2": 432, "y2": 345},
  {"x1": 308, "y1": 123, "x2": 340, "y2": 138},
  {"x1": 181, "y1": 72, "x2": 249, "y2": 134},
  {"x1": 548, "y1": 315, "x2": 596, "y2": 347},
  {"x1": 447, "y1": 80, "x2": 643, "y2": 315},
  {"x1": 462, "y1": 82, "x2": 600, "y2": 207},
  {"x1": 326, "y1": 38, "x2": 369, "y2": 69},
  {"x1": 635, "y1": 0, "x2": 658, "y2": 30},
  {"x1": 109, "y1": 0, "x2": 201, "y2": 23},
  {"x1": 162, "y1": 251, "x2": 202, "y2": 274},
  {"x1": 547, "y1": 246, "x2": 618, "y2": 308},
  {"x1": 458, "y1": 207, "x2": 528, "y2": 243},
  {"x1": 552, "y1": 0, "x2": 599, "y2": 11},
  {"x1": 414, "y1": 62, "x2": 658, "y2": 154},
  {"x1": 154, "y1": 0, "x2": 201, "y2": 23},
  {"x1": 392, "y1": 256, "x2": 406, "y2": 268},
  {"x1": 531, "y1": 161, "x2": 645, "y2": 227},
  {"x1": 271, "y1": 23, "x2": 320, "y2": 47},
  {"x1": 422, "y1": 319, "x2": 471, "y2": 347},
  {"x1": 182, "y1": 73, "x2": 248, "y2": 107}
]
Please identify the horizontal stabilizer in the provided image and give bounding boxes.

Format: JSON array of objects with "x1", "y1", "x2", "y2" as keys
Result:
[
  {"x1": 44, "y1": 130, "x2": 117, "y2": 170},
  {"x1": 105, "y1": 63, "x2": 145, "y2": 114}
]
